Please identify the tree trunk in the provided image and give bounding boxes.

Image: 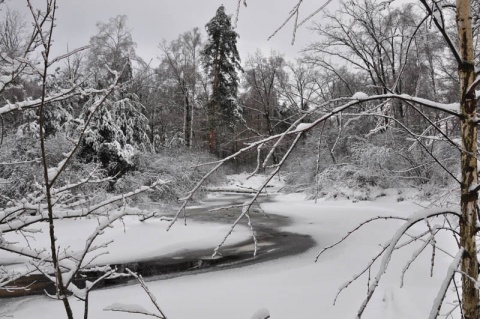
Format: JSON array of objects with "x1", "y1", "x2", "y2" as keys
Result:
[
  {"x1": 209, "y1": 125, "x2": 216, "y2": 154},
  {"x1": 457, "y1": 1, "x2": 479, "y2": 318},
  {"x1": 183, "y1": 79, "x2": 192, "y2": 148},
  {"x1": 208, "y1": 96, "x2": 217, "y2": 154},
  {"x1": 209, "y1": 53, "x2": 220, "y2": 155},
  {"x1": 184, "y1": 98, "x2": 192, "y2": 147}
]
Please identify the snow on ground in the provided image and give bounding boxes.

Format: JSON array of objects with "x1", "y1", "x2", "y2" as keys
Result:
[
  {"x1": 0, "y1": 214, "x2": 251, "y2": 270},
  {"x1": 2, "y1": 174, "x2": 459, "y2": 319}
]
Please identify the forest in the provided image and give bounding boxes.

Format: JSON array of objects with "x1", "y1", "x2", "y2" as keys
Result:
[{"x1": 1, "y1": 0, "x2": 480, "y2": 318}]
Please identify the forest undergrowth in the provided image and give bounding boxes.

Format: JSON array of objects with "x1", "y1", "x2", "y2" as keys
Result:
[{"x1": 284, "y1": 125, "x2": 459, "y2": 206}]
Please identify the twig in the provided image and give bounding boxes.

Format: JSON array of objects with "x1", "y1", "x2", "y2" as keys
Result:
[
  {"x1": 315, "y1": 216, "x2": 407, "y2": 262},
  {"x1": 126, "y1": 269, "x2": 167, "y2": 319}
]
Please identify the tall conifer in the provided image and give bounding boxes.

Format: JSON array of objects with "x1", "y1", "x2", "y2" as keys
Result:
[{"x1": 203, "y1": 5, "x2": 243, "y2": 154}]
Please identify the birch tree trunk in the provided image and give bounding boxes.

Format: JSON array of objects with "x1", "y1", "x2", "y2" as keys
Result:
[{"x1": 457, "y1": 1, "x2": 479, "y2": 318}]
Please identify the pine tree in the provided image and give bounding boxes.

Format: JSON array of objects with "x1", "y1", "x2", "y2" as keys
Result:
[{"x1": 203, "y1": 5, "x2": 243, "y2": 154}]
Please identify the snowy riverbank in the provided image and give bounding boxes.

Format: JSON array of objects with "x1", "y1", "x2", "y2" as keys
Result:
[{"x1": 2, "y1": 174, "x2": 459, "y2": 319}]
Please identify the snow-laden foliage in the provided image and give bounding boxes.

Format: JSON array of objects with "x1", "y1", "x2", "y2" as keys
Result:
[
  {"x1": 15, "y1": 101, "x2": 74, "y2": 138},
  {"x1": 78, "y1": 92, "x2": 151, "y2": 179}
]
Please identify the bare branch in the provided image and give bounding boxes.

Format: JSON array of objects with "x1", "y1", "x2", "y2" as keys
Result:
[
  {"x1": 213, "y1": 132, "x2": 303, "y2": 257},
  {"x1": 418, "y1": 0, "x2": 462, "y2": 64},
  {"x1": 315, "y1": 216, "x2": 407, "y2": 262},
  {"x1": 297, "y1": 0, "x2": 334, "y2": 29}
]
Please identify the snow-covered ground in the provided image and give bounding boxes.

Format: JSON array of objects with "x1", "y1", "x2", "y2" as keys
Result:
[
  {"x1": 1, "y1": 217, "x2": 251, "y2": 267},
  {"x1": 2, "y1": 174, "x2": 459, "y2": 319}
]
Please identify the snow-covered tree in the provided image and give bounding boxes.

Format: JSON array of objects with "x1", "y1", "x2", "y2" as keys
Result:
[
  {"x1": 79, "y1": 15, "x2": 151, "y2": 180},
  {"x1": 78, "y1": 91, "x2": 150, "y2": 179},
  {"x1": 203, "y1": 5, "x2": 243, "y2": 155}
]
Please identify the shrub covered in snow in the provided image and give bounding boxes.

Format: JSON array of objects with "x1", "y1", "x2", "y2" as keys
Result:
[
  {"x1": 0, "y1": 133, "x2": 107, "y2": 205},
  {"x1": 77, "y1": 92, "x2": 151, "y2": 179},
  {"x1": 284, "y1": 124, "x2": 459, "y2": 202},
  {"x1": 113, "y1": 147, "x2": 225, "y2": 207}
]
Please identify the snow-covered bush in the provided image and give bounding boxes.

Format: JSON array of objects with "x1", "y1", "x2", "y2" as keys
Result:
[
  {"x1": 285, "y1": 128, "x2": 459, "y2": 201},
  {"x1": 78, "y1": 93, "x2": 150, "y2": 179},
  {"x1": 114, "y1": 147, "x2": 225, "y2": 206},
  {"x1": 0, "y1": 135, "x2": 40, "y2": 204},
  {"x1": 0, "y1": 133, "x2": 109, "y2": 207}
]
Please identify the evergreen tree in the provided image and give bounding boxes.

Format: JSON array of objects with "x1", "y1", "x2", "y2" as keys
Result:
[
  {"x1": 203, "y1": 5, "x2": 243, "y2": 154},
  {"x1": 78, "y1": 15, "x2": 150, "y2": 181}
]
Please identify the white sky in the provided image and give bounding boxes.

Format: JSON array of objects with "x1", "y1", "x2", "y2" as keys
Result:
[{"x1": 4, "y1": 0, "x2": 339, "y2": 64}]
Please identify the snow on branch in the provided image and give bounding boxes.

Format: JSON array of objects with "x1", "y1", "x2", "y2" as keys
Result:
[
  {"x1": 167, "y1": 162, "x2": 223, "y2": 230},
  {"x1": 58, "y1": 178, "x2": 169, "y2": 217},
  {"x1": 0, "y1": 78, "x2": 109, "y2": 119},
  {"x1": 234, "y1": 0, "x2": 247, "y2": 27},
  {"x1": 0, "y1": 87, "x2": 80, "y2": 116},
  {"x1": 47, "y1": 169, "x2": 111, "y2": 201},
  {"x1": 251, "y1": 308, "x2": 271, "y2": 319},
  {"x1": 196, "y1": 93, "x2": 458, "y2": 174},
  {"x1": 351, "y1": 92, "x2": 369, "y2": 100},
  {"x1": 65, "y1": 202, "x2": 163, "y2": 288},
  {"x1": 467, "y1": 76, "x2": 480, "y2": 97},
  {"x1": 315, "y1": 208, "x2": 460, "y2": 315},
  {"x1": 428, "y1": 248, "x2": 464, "y2": 319},
  {"x1": 104, "y1": 269, "x2": 167, "y2": 318},
  {"x1": 350, "y1": 92, "x2": 460, "y2": 116},
  {"x1": 47, "y1": 45, "x2": 91, "y2": 67},
  {"x1": 0, "y1": 159, "x2": 40, "y2": 166},
  {"x1": 213, "y1": 132, "x2": 303, "y2": 257},
  {"x1": 0, "y1": 178, "x2": 169, "y2": 232},
  {"x1": 104, "y1": 303, "x2": 163, "y2": 318},
  {"x1": 297, "y1": 0, "x2": 334, "y2": 29},
  {"x1": 355, "y1": 208, "x2": 460, "y2": 318}
]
